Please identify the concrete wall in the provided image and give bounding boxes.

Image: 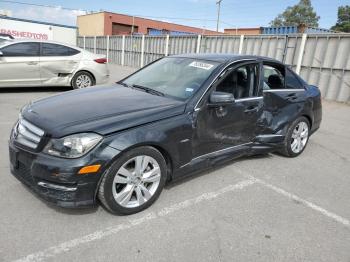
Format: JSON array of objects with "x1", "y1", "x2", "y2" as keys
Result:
[{"x1": 77, "y1": 13, "x2": 105, "y2": 36}]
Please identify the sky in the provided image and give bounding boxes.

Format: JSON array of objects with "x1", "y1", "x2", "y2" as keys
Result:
[{"x1": 0, "y1": 0, "x2": 347, "y2": 31}]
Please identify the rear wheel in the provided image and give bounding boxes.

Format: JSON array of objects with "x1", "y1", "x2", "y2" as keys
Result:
[
  {"x1": 279, "y1": 116, "x2": 310, "y2": 157},
  {"x1": 72, "y1": 71, "x2": 94, "y2": 89},
  {"x1": 98, "y1": 146, "x2": 167, "y2": 215}
]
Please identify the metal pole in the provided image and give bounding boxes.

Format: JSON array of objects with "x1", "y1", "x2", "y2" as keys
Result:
[
  {"x1": 106, "y1": 35, "x2": 110, "y2": 63},
  {"x1": 140, "y1": 34, "x2": 145, "y2": 67},
  {"x1": 94, "y1": 36, "x2": 96, "y2": 54},
  {"x1": 121, "y1": 35, "x2": 125, "y2": 66},
  {"x1": 216, "y1": 0, "x2": 222, "y2": 32},
  {"x1": 196, "y1": 35, "x2": 202, "y2": 53},
  {"x1": 296, "y1": 33, "x2": 307, "y2": 75},
  {"x1": 83, "y1": 36, "x2": 86, "y2": 50},
  {"x1": 238, "y1": 35, "x2": 244, "y2": 54},
  {"x1": 165, "y1": 34, "x2": 169, "y2": 56}
]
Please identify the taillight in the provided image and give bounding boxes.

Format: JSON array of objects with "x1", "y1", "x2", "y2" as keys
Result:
[{"x1": 94, "y1": 58, "x2": 107, "y2": 64}]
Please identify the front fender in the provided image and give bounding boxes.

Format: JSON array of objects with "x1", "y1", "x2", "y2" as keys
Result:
[{"x1": 102, "y1": 115, "x2": 193, "y2": 171}]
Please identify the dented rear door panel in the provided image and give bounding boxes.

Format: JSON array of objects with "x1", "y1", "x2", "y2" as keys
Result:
[
  {"x1": 259, "y1": 89, "x2": 307, "y2": 136},
  {"x1": 39, "y1": 53, "x2": 82, "y2": 86}
]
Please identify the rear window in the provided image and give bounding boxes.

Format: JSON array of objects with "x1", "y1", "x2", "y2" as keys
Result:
[
  {"x1": 285, "y1": 68, "x2": 304, "y2": 89},
  {"x1": 42, "y1": 43, "x2": 80, "y2": 56}
]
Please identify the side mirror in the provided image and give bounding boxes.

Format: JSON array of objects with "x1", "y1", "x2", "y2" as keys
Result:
[
  {"x1": 0, "y1": 51, "x2": 3, "y2": 57},
  {"x1": 209, "y1": 91, "x2": 235, "y2": 106}
]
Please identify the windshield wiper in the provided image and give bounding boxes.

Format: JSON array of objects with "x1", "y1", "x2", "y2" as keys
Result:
[
  {"x1": 131, "y1": 84, "x2": 165, "y2": 97},
  {"x1": 119, "y1": 82, "x2": 131, "y2": 88}
]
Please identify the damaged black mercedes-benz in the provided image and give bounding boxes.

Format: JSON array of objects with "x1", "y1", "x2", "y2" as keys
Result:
[{"x1": 9, "y1": 54, "x2": 322, "y2": 215}]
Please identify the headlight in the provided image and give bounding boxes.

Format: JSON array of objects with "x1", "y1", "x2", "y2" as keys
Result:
[{"x1": 43, "y1": 133, "x2": 102, "y2": 158}]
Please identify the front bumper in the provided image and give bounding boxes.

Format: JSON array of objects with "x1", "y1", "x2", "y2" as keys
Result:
[{"x1": 9, "y1": 140, "x2": 120, "y2": 208}]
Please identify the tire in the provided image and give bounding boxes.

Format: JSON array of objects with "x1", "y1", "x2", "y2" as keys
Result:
[
  {"x1": 98, "y1": 146, "x2": 167, "y2": 215},
  {"x1": 279, "y1": 116, "x2": 310, "y2": 157},
  {"x1": 71, "y1": 71, "x2": 95, "y2": 89}
]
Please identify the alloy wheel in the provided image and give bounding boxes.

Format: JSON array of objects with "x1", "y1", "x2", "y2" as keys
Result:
[
  {"x1": 290, "y1": 121, "x2": 309, "y2": 153},
  {"x1": 76, "y1": 74, "x2": 92, "y2": 88},
  {"x1": 112, "y1": 155, "x2": 161, "y2": 208}
]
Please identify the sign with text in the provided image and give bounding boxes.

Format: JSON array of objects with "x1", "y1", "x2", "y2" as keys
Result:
[{"x1": 0, "y1": 18, "x2": 53, "y2": 40}]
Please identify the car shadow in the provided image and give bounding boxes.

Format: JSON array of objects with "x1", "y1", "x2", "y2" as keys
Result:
[{"x1": 0, "y1": 86, "x2": 71, "y2": 93}]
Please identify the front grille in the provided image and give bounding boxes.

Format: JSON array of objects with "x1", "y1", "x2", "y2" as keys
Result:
[{"x1": 14, "y1": 118, "x2": 44, "y2": 149}]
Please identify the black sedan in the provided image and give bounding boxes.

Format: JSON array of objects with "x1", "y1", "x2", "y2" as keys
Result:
[{"x1": 9, "y1": 54, "x2": 322, "y2": 215}]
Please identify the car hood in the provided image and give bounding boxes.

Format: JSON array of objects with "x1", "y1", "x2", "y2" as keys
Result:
[{"x1": 22, "y1": 84, "x2": 186, "y2": 137}]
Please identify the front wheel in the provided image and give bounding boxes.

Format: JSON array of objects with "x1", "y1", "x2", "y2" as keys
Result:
[
  {"x1": 279, "y1": 116, "x2": 310, "y2": 157},
  {"x1": 98, "y1": 146, "x2": 167, "y2": 215},
  {"x1": 71, "y1": 71, "x2": 94, "y2": 89}
]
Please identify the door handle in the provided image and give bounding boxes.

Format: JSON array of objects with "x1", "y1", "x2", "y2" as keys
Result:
[
  {"x1": 244, "y1": 105, "x2": 258, "y2": 114},
  {"x1": 27, "y1": 61, "x2": 38, "y2": 65},
  {"x1": 286, "y1": 93, "x2": 298, "y2": 100}
]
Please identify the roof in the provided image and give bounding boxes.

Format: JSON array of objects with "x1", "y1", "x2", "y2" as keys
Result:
[
  {"x1": 0, "y1": 15, "x2": 77, "y2": 29},
  {"x1": 171, "y1": 53, "x2": 281, "y2": 64}
]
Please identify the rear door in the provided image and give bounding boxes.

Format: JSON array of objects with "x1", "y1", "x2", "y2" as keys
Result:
[
  {"x1": 0, "y1": 42, "x2": 40, "y2": 87},
  {"x1": 261, "y1": 62, "x2": 306, "y2": 135},
  {"x1": 39, "y1": 43, "x2": 82, "y2": 86}
]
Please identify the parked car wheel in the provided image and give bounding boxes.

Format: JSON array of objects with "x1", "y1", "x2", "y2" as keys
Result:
[
  {"x1": 72, "y1": 71, "x2": 95, "y2": 89},
  {"x1": 279, "y1": 116, "x2": 310, "y2": 157},
  {"x1": 98, "y1": 146, "x2": 167, "y2": 215}
]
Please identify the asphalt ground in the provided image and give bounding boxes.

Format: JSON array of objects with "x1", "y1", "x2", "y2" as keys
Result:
[{"x1": 0, "y1": 64, "x2": 349, "y2": 262}]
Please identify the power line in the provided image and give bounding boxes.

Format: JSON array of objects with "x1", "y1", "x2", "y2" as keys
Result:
[{"x1": 0, "y1": 0, "x2": 88, "y2": 12}]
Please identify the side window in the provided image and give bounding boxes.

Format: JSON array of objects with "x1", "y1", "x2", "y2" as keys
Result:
[
  {"x1": 263, "y1": 64, "x2": 285, "y2": 90},
  {"x1": 0, "y1": 42, "x2": 40, "y2": 57},
  {"x1": 42, "y1": 43, "x2": 80, "y2": 56},
  {"x1": 285, "y1": 68, "x2": 304, "y2": 89},
  {"x1": 216, "y1": 63, "x2": 259, "y2": 99}
]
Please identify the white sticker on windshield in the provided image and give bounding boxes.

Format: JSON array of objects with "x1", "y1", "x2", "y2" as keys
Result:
[
  {"x1": 189, "y1": 61, "x2": 214, "y2": 70},
  {"x1": 186, "y1": 88, "x2": 194, "y2": 92}
]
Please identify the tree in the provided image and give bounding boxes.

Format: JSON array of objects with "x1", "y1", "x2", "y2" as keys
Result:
[
  {"x1": 331, "y1": 5, "x2": 350, "y2": 32},
  {"x1": 270, "y1": 0, "x2": 320, "y2": 27}
]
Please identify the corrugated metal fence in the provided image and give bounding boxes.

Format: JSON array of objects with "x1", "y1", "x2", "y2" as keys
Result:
[{"x1": 77, "y1": 34, "x2": 350, "y2": 102}]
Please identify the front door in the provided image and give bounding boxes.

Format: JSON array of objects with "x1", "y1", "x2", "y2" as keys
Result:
[
  {"x1": 193, "y1": 62, "x2": 263, "y2": 159},
  {"x1": 0, "y1": 42, "x2": 40, "y2": 87}
]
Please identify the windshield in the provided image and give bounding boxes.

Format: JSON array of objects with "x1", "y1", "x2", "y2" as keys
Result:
[{"x1": 122, "y1": 57, "x2": 219, "y2": 100}]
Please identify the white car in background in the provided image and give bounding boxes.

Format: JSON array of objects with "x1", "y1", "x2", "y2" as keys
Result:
[{"x1": 0, "y1": 39, "x2": 109, "y2": 89}]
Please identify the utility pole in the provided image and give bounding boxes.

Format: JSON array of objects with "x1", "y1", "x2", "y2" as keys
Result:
[
  {"x1": 131, "y1": 16, "x2": 135, "y2": 34},
  {"x1": 216, "y1": 0, "x2": 222, "y2": 32}
]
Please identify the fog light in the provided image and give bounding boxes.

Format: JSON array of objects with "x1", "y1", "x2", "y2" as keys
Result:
[{"x1": 78, "y1": 164, "x2": 101, "y2": 174}]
